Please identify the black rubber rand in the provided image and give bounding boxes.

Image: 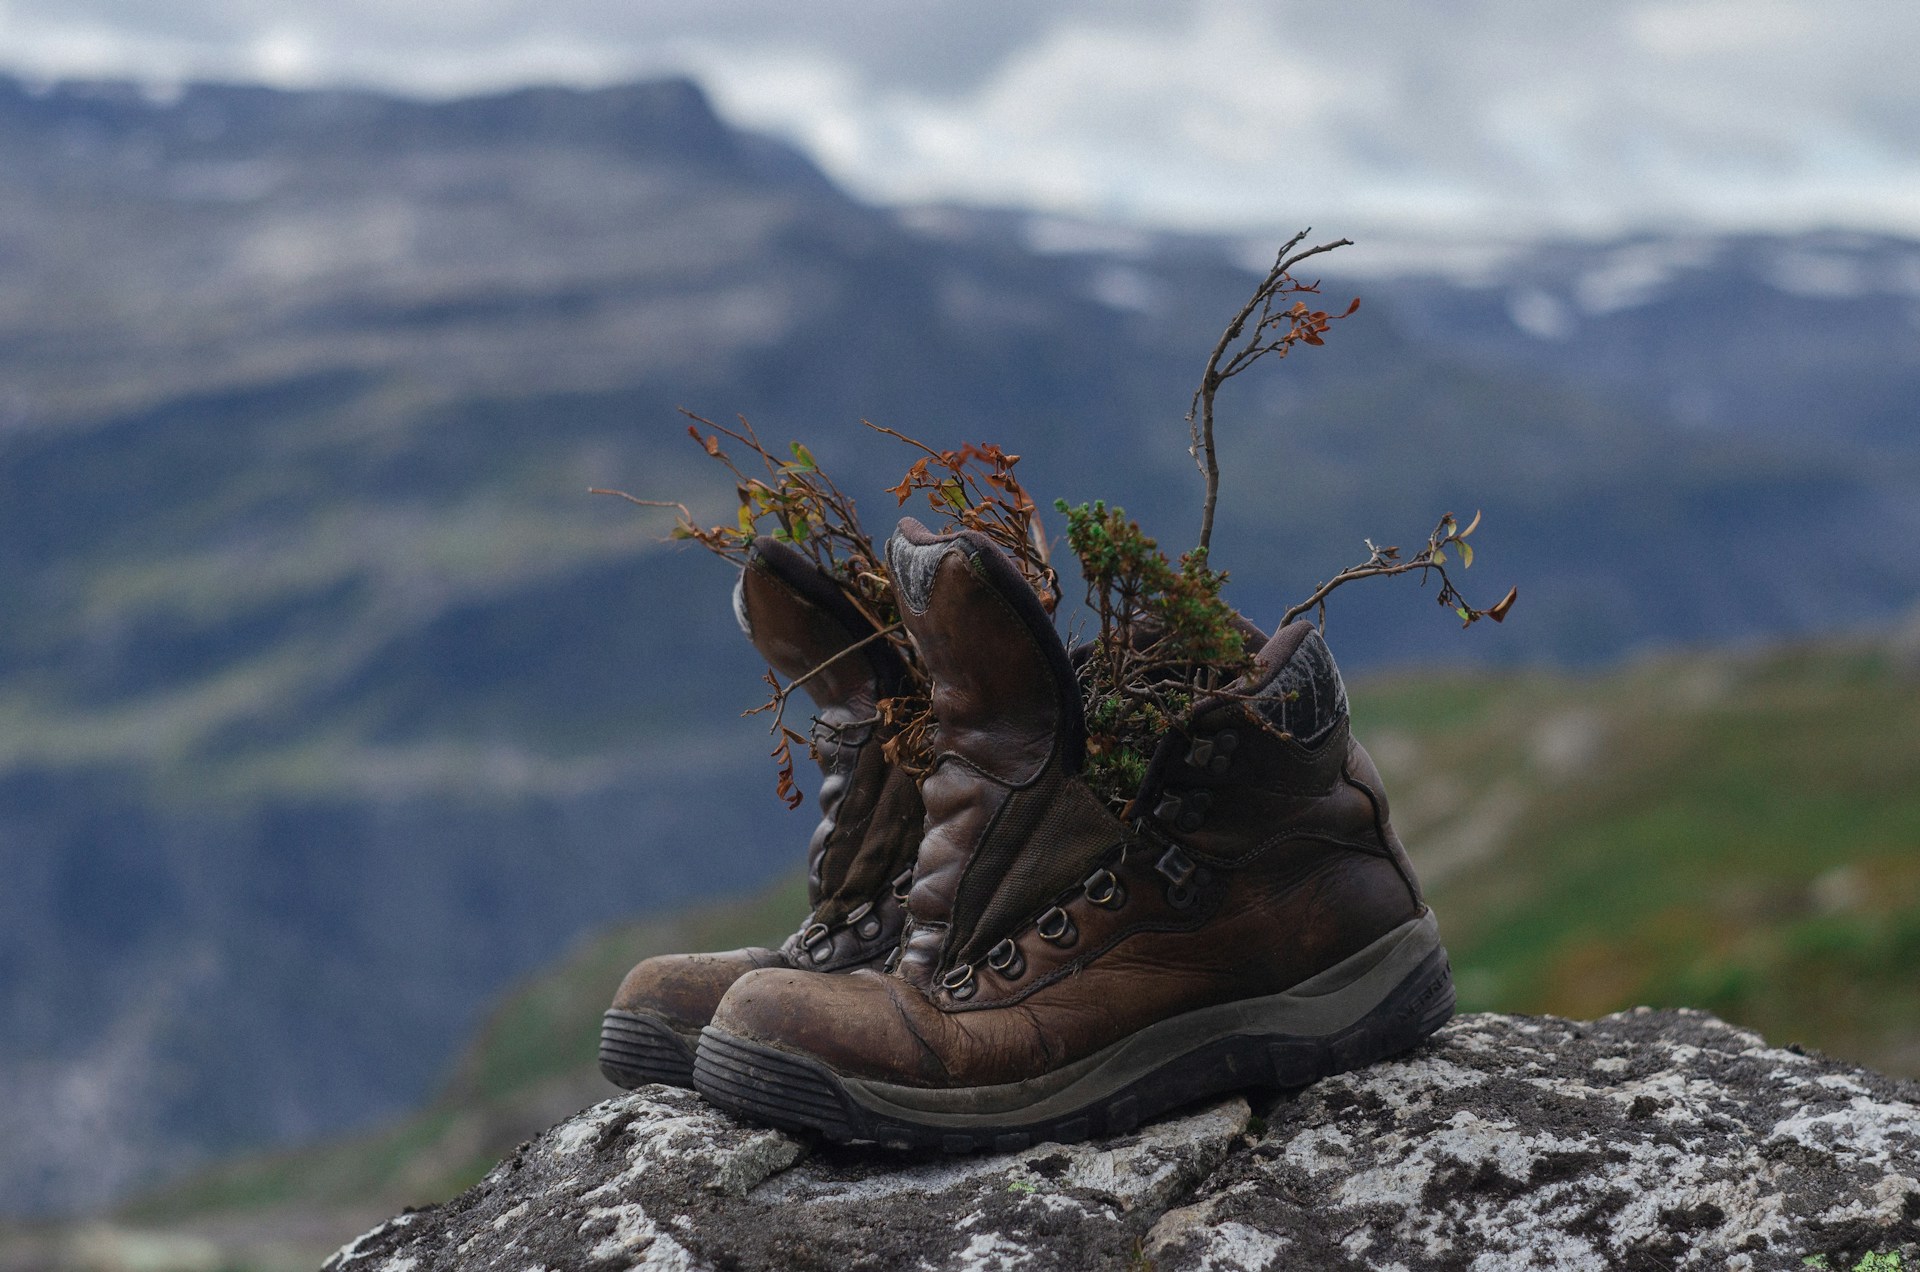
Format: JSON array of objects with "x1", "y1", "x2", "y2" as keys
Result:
[
  {"x1": 599, "y1": 1010, "x2": 699, "y2": 1089},
  {"x1": 693, "y1": 948, "x2": 1455, "y2": 1152}
]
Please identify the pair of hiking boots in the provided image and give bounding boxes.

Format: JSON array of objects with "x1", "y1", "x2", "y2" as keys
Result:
[{"x1": 599, "y1": 518, "x2": 1454, "y2": 1151}]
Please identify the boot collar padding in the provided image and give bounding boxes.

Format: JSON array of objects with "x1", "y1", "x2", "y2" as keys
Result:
[
  {"x1": 887, "y1": 517, "x2": 1085, "y2": 782},
  {"x1": 742, "y1": 535, "x2": 908, "y2": 697}
]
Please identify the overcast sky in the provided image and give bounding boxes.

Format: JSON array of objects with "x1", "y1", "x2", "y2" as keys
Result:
[{"x1": 2, "y1": 0, "x2": 1915, "y2": 240}]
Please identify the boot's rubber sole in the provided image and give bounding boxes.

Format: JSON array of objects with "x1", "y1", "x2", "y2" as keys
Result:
[
  {"x1": 693, "y1": 910, "x2": 1453, "y2": 1151},
  {"x1": 599, "y1": 1010, "x2": 700, "y2": 1089}
]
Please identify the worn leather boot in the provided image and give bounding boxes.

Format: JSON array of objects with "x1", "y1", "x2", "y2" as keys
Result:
[
  {"x1": 598, "y1": 537, "x2": 925, "y2": 1089},
  {"x1": 692, "y1": 518, "x2": 1453, "y2": 1147}
]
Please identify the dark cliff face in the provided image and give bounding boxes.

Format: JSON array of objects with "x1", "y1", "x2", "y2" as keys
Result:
[
  {"x1": 324, "y1": 1011, "x2": 1920, "y2": 1272},
  {"x1": 1, "y1": 71, "x2": 1918, "y2": 1216}
]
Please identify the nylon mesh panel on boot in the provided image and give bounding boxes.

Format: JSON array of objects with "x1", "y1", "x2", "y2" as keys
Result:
[
  {"x1": 1248, "y1": 628, "x2": 1347, "y2": 746},
  {"x1": 947, "y1": 769, "x2": 1130, "y2": 970}
]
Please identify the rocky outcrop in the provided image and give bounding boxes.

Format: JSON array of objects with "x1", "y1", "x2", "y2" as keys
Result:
[{"x1": 327, "y1": 1010, "x2": 1920, "y2": 1271}]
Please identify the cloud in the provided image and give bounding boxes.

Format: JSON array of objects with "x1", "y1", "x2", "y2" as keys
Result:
[{"x1": 0, "y1": 0, "x2": 1915, "y2": 237}]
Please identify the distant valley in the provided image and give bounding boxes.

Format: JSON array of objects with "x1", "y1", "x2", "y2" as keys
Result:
[{"x1": 0, "y1": 73, "x2": 1916, "y2": 1214}]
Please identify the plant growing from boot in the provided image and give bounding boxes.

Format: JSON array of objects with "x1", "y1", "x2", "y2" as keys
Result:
[
  {"x1": 1061, "y1": 230, "x2": 1516, "y2": 812},
  {"x1": 602, "y1": 231, "x2": 1515, "y2": 815},
  {"x1": 1182, "y1": 230, "x2": 1516, "y2": 632},
  {"x1": 596, "y1": 413, "x2": 1055, "y2": 799},
  {"x1": 594, "y1": 412, "x2": 909, "y2": 806},
  {"x1": 1054, "y1": 499, "x2": 1255, "y2": 810}
]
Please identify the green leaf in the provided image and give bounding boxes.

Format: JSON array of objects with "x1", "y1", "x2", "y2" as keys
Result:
[
  {"x1": 1432, "y1": 547, "x2": 1446, "y2": 565},
  {"x1": 736, "y1": 504, "x2": 755, "y2": 535},
  {"x1": 789, "y1": 441, "x2": 817, "y2": 471},
  {"x1": 939, "y1": 478, "x2": 967, "y2": 510},
  {"x1": 1455, "y1": 606, "x2": 1472, "y2": 623},
  {"x1": 1458, "y1": 541, "x2": 1474, "y2": 568},
  {"x1": 791, "y1": 515, "x2": 810, "y2": 541}
]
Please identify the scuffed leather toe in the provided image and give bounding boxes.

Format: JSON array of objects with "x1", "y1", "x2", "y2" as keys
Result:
[
  {"x1": 612, "y1": 947, "x2": 789, "y2": 1034},
  {"x1": 710, "y1": 967, "x2": 965, "y2": 1086}
]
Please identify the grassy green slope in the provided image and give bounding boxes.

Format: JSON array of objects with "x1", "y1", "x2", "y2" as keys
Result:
[
  {"x1": 22, "y1": 638, "x2": 1915, "y2": 1270},
  {"x1": 1363, "y1": 639, "x2": 1920, "y2": 1079}
]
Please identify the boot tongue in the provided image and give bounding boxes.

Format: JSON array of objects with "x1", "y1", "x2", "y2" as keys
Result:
[
  {"x1": 887, "y1": 518, "x2": 1117, "y2": 988},
  {"x1": 886, "y1": 516, "x2": 1083, "y2": 783},
  {"x1": 737, "y1": 537, "x2": 915, "y2": 919}
]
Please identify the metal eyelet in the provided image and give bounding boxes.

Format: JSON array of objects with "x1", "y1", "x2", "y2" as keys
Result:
[
  {"x1": 1187, "y1": 729, "x2": 1238, "y2": 776},
  {"x1": 891, "y1": 869, "x2": 914, "y2": 903},
  {"x1": 1155, "y1": 791, "x2": 1211, "y2": 833},
  {"x1": 941, "y1": 964, "x2": 977, "y2": 1001},
  {"x1": 1178, "y1": 791, "x2": 1212, "y2": 833},
  {"x1": 845, "y1": 900, "x2": 884, "y2": 940},
  {"x1": 801, "y1": 921, "x2": 833, "y2": 962},
  {"x1": 1036, "y1": 907, "x2": 1078, "y2": 948},
  {"x1": 1156, "y1": 845, "x2": 1199, "y2": 911},
  {"x1": 986, "y1": 939, "x2": 1027, "y2": 980},
  {"x1": 1084, "y1": 868, "x2": 1126, "y2": 909}
]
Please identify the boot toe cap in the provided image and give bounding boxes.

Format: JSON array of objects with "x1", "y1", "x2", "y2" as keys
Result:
[
  {"x1": 611, "y1": 947, "x2": 787, "y2": 1033},
  {"x1": 710, "y1": 967, "x2": 955, "y2": 1086}
]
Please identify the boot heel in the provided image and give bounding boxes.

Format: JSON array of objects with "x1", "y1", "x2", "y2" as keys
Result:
[
  {"x1": 599, "y1": 1010, "x2": 698, "y2": 1089},
  {"x1": 1318, "y1": 946, "x2": 1455, "y2": 1081}
]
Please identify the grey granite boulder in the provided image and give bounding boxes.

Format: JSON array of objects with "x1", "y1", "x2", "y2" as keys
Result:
[{"x1": 327, "y1": 1010, "x2": 1920, "y2": 1271}]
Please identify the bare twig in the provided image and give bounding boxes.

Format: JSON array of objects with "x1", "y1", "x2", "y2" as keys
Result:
[
  {"x1": 868, "y1": 421, "x2": 1060, "y2": 612},
  {"x1": 750, "y1": 623, "x2": 905, "y2": 720},
  {"x1": 1281, "y1": 513, "x2": 1517, "y2": 629},
  {"x1": 1186, "y1": 231, "x2": 1356, "y2": 554},
  {"x1": 588, "y1": 489, "x2": 697, "y2": 520}
]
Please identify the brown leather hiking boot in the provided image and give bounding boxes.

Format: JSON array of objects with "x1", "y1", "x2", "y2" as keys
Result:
[
  {"x1": 692, "y1": 518, "x2": 1453, "y2": 1148},
  {"x1": 598, "y1": 537, "x2": 925, "y2": 1089}
]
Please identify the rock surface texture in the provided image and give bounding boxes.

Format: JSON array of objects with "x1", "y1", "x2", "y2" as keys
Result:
[{"x1": 327, "y1": 1010, "x2": 1920, "y2": 1271}]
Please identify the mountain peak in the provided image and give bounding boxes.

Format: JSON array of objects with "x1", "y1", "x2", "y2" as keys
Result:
[{"x1": 0, "y1": 72, "x2": 825, "y2": 183}]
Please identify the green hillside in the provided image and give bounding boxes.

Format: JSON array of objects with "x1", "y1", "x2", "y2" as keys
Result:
[
  {"x1": 1363, "y1": 638, "x2": 1920, "y2": 1077},
  {"x1": 11, "y1": 635, "x2": 1916, "y2": 1270}
]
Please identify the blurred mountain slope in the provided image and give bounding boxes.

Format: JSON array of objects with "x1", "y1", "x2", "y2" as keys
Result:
[{"x1": 0, "y1": 73, "x2": 1916, "y2": 1214}]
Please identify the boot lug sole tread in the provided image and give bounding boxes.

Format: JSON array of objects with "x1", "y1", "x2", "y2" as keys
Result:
[
  {"x1": 693, "y1": 946, "x2": 1455, "y2": 1152},
  {"x1": 600, "y1": 1010, "x2": 700, "y2": 1090}
]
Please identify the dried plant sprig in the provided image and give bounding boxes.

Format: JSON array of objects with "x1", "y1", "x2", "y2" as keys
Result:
[
  {"x1": 597, "y1": 414, "x2": 1063, "y2": 803},
  {"x1": 1188, "y1": 229, "x2": 1359, "y2": 555},
  {"x1": 870, "y1": 424, "x2": 1059, "y2": 614},
  {"x1": 594, "y1": 413, "x2": 918, "y2": 807},
  {"x1": 1283, "y1": 511, "x2": 1517, "y2": 631}
]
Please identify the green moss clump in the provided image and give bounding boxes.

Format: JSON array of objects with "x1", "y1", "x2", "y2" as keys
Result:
[{"x1": 1055, "y1": 500, "x2": 1255, "y2": 811}]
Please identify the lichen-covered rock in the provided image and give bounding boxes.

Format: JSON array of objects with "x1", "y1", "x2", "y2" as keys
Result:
[
  {"x1": 1146, "y1": 1009, "x2": 1920, "y2": 1271},
  {"x1": 328, "y1": 1012, "x2": 1920, "y2": 1272},
  {"x1": 324, "y1": 1085, "x2": 1247, "y2": 1272}
]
